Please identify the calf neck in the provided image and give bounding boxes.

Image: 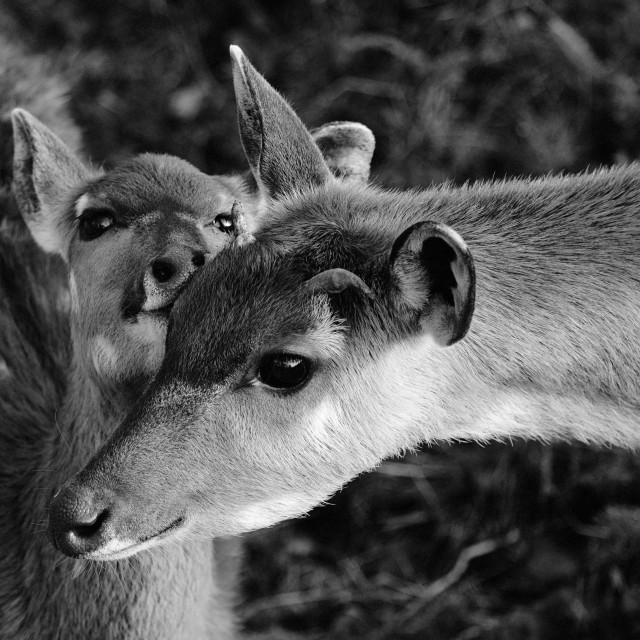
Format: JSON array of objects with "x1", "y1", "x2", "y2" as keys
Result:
[{"x1": 1, "y1": 115, "x2": 248, "y2": 640}]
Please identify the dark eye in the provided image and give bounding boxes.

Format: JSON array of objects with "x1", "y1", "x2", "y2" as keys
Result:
[
  {"x1": 214, "y1": 213, "x2": 234, "y2": 234},
  {"x1": 257, "y1": 353, "x2": 311, "y2": 390},
  {"x1": 78, "y1": 208, "x2": 115, "y2": 241}
]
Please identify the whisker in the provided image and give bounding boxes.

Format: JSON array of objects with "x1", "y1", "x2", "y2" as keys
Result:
[{"x1": 54, "y1": 410, "x2": 73, "y2": 455}]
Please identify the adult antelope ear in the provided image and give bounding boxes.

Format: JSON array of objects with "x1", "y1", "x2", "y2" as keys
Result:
[
  {"x1": 11, "y1": 108, "x2": 92, "y2": 257},
  {"x1": 390, "y1": 221, "x2": 475, "y2": 346},
  {"x1": 230, "y1": 45, "x2": 334, "y2": 199},
  {"x1": 310, "y1": 122, "x2": 375, "y2": 183}
]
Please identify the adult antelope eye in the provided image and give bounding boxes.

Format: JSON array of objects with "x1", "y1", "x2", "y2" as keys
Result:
[
  {"x1": 257, "y1": 353, "x2": 311, "y2": 390},
  {"x1": 78, "y1": 208, "x2": 115, "y2": 241},
  {"x1": 214, "y1": 213, "x2": 234, "y2": 234}
]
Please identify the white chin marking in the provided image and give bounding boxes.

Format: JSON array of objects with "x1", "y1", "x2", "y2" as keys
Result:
[
  {"x1": 86, "y1": 535, "x2": 167, "y2": 561},
  {"x1": 91, "y1": 335, "x2": 121, "y2": 378},
  {"x1": 127, "y1": 315, "x2": 167, "y2": 372},
  {"x1": 86, "y1": 536, "x2": 139, "y2": 561},
  {"x1": 87, "y1": 520, "x2": 188, "y2": 561},
  {"x1": 131, "y1": 314, "x2": 168, "y2": 341}
]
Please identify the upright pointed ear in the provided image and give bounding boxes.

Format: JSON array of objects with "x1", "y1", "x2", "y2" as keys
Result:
[
  {"x1": 310, "y1": 122, "x2": 375, "y2": 183},
  {"x1": 11, "y1": 108, "x2": 91, "y2": 257},
  {"x1": 230, "y1": 45, "x2": 333, "y2": 199},
  {"x1": 390, "y1": 222, "x2": 475, "y2": 346}
]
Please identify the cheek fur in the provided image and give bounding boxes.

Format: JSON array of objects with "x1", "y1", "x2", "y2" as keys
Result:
[
  {"x1": 232, "y1": 493, "x2": 319, "y2": 532},
  {"x1": 73, "y1": 265, "x2": 167, "y2": 380}
]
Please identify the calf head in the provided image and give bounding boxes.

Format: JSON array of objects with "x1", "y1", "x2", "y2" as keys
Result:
[
  {"x1": 12, "y1": 110, "x2": 250, "y2": 384},
  {"x1": 12, "y1": 107, "x2": 375, "y2": 387}
]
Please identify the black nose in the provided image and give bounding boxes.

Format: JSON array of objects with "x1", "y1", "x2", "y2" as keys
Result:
[
  {"x1": 48, "y1": 484, "x2": 111, "y2": 558},
  {"x1": 149, "y1": 249, "x2": 207, "y2": 287},
  {"x1": 122, "y1": 248, "x2": 209, "y2": 318}
]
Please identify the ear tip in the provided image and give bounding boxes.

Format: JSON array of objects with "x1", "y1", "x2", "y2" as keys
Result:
[
  {"x1": 10, "y1": 108, "x2": 29, "y2": 126},
  {"x1": 341, "y1": 122, "x2": 375, "y2": 151},
  {"x1": 312, "y1": 121, "x2": 375, "y2": 154},
  {"x1": 229, "y1": 45, "x2": 244, "y2": 65},
  {"x1": 230, "y1": 45, "x2": 251, "y2": 88},
  {"x1": 447, "y1": 317, "x2": 473, "y2": 346}
]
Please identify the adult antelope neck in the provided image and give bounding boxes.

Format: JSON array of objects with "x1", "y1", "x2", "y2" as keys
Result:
[
  {"x1": 61, "y1": 161, "x2": 640, "y2": 551},
  {"x1": 254, "y1": 168, "x2": 640, "y2": 447},
  {"x1": 42, "y1": 45, "x2": 640, "y2": 551}
]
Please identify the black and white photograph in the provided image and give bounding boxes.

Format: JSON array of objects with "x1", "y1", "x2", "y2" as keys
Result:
[{"x1": 2, "y1": 1, "x2": 640, "y2": 638}]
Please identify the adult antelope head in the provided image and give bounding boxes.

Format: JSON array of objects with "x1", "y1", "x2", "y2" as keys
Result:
[
  {"x1": 45, "y1": 47, "x2": 472, "y2": 559},
  {"x1": 49, "y1": 47, "x2": 640, "y2": 561}
]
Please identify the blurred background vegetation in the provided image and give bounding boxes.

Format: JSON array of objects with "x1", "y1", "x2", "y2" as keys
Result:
[{"x1": 4, "y1": 0, "x2": 640, "y2": 637}]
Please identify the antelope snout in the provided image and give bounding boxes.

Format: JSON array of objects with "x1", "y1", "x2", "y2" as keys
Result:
[
  {"x1": 48, "y1": 482, "x2": 114, "y2": 558},
  {"x1": 142, "y1": 246, "x2": 208, "y2": 313}
]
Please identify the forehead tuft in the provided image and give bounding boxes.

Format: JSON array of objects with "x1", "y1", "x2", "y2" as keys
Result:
[
  {"x1": 282, "y1": 297, "x2": 346, "y2": 359},
  {"x1": 83, "y1": 153, "x2": 236, "y2": 219}
]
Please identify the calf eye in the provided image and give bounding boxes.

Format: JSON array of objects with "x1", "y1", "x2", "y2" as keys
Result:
[
  {"x1": 214, "y1": 214, "x2": 234, "y2": 234},
  {"x1": 78, "y1": 208, "x2": 115, "y2": 241},
  {"x1": 257, "y1": 353, "x2": 311, "y2": 390}
]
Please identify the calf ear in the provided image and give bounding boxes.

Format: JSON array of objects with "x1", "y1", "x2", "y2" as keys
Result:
[
  {"x1": 12, "y1": 108, "x2": 91, "y2": 257},
  {"x1": 230, "y1": 45, "x2": 333, "y2": 199},
  {"x1": 310, "y1": 121, "x2": 375, "y2": 183},
  {"x1": 390, "y1": 221, "x2": 475, "y2": 346}
]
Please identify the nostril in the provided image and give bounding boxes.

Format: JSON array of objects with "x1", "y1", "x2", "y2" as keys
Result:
[
  {"x1": 72, "y1": 508, "x2": 109, "y2": 540},
  {"x1": 49, "y1": 485, "x2": 113, "y2": 557},
  {"x1": 192, "y1": 252, "x2": 205, "y2": 268},
  {"x1": 151, "y1": 259, "x2": 176, "y2": 283}
]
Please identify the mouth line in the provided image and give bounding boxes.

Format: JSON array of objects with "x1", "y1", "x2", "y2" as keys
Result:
[
  {"x1": 81, "y1": 516, "x2": 186, "y2": 561},
  {"x1": 140, "y1": 516, "x2": 184, "y2": 543},
  {"x1": 126, "y1": 300, "x2": 175, "y2": 322},
  {"x1": 140, "y1": 301, "x2": 174, "y2": 319}
]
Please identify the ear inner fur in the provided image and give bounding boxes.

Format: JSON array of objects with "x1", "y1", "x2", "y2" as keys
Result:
[
  {"x1": 230, "y1": 45, "x2": 333, "y2": 198},
  {"x1": 310, "y1": 121, "x2": 376, "y2": 183},
  {"x1": 11, "y1": 108, "x2": 92, "y2": 256},
  {"x1": 390, "y1": 221, "x2": 475, "y2": 346}
]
